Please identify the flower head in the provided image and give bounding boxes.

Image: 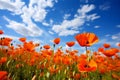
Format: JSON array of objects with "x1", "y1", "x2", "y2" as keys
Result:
[
  {"x1": 53, "y1": 38, "x2": 60, "y2": 45},
  {"x1": 66, "y1": 41, "x2": 75, "y2": 47},
  {"x1": 75, "y1": 32, "x2": 99, "y2": 47},
  {"x1": 43, "y1": 44, "x2": 50, "y2": 49},
  {"x1": 0, "y1": 30, "x2": 4, "y2": 34},
  {"x1": 19, "y1": 37, "x2": 26, "y2": 43}
]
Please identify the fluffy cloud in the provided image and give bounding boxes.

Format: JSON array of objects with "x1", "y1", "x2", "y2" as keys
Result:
[
  {"x1": 0, "y1": 0, "x2": 25, "y2": 15},
  {"x1": 0, "y1": 0, "x2": 56, "y2": 37},
  {"x1": 4, "y1": 16, "x2": 43, "y2": 37},
  {"x1": 52, "y1": 4, "x2": 100, "y2": 36}
]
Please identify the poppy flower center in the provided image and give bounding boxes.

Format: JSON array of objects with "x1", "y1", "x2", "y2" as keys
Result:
[{"x1": 86, "y1": 41, "x2": 89, "y2": 44}]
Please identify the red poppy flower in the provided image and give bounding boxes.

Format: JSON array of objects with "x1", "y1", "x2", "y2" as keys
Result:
[
  {"x1": 0, "y1": 30, "x2": 4, "y2": 34},
  {"x1": 0, "y1": 71, "x2": 8, "y2": 80},
  {"x1": 43, "y1": 44, "x2": 50, "y2": 49},
  {"x1": 102, "y1": 48, "x2": 119, "y2": 57},
  {"x1": 0, "y1": 37, "x2": 12, "y2": 46},
  {"x1": 66, "y1": 41, "x2": 75, "y2": 47},
  {"x1": 77, "y1": 59, "x2": 97, "y2": 72},
  {"x1": 0, "y1": 57, "x2": 7, "y2": 64},
  {"x1": 103, "y1": 43, "x2": 110, "y2": 48},
  {"x1": 53, "y1": 38, "x2": 60, "y2": 44},
  {"x1": 19, "y1": 37, "x2": 26, "y2": 42},
  {"x1": 98, "y1": 47, "x2": 104, "y2": 52},
  {"x1": 75, "y1": 32, "x2": 99, "y2": 47}
]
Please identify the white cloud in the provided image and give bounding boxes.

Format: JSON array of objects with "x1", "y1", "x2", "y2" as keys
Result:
[
  {"x1": 0, "y1": 0, "x2": 57, "y2": 37},
  {"x1": 0, "y1": 0, "x2": 25, "y2": 15},
  {"x1": 87, "y1": 14, "x2": 100, "y2": 21},
  {"x1": 42, "y1": 22, "x2": 50, "y2": 26},
  {"x1": 94, "y1": 25, "x2": 100, "y2": 28},
  {"x1": 77, "y1": 4, "x2": 95, "y2": 15},
  {"x1": 52, "y1": 4, "x2": 100, "y2": 36},
  {"x1": 4, "y1": 16, "x2": 43, "y2": 37},
  {"x1": 63, "y1": 14, "x2": 71, "y2": 19}
]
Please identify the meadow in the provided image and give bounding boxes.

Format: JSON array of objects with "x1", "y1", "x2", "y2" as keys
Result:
[{"x1": 0, "y1": 30, "x2": 120, "y2": 80}]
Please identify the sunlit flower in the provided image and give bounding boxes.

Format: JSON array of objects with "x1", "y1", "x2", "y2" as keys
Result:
[
  {"x1": 103, "y1": 43, "x2": 110, "y2": 48},
  {"x1": 23, "y1": 41, "x2": 35, "y2": 51},
  {"x1": 102, "y1": 48, "x2": 119, "y2": 57},
  {"x1": 0, "y1": 71, "x2": 8, "y2": 80},
  {"x1": 75, "y1": 32, "x2": 99, "y2": 47},
  {"x1": 77, "y1": 59, "x2": 97, "y2": 72},
  {"x1": 19, "y1": 37, "x2": 26, "y2": 43},
  {"x1": 43, "y1": 44, "x2": 50, "y2": 49},
  {"x1": 53, "y1": 38, "x2": 60, "y2": 44},
  {"x1": 98, "y1": 47, "x2": 104, "y2": 52},
  {"x1": 66, "y1": 41, "x2": 75, "y2": 47},
  {"x1": 0, "y1": 37, "x2": 12, "y2": 46},
  {"x1": 0, "y1": 57, "x2": 7, "y2": 64},
  {"x1": 0, "y1": 30, "x2": 4, "y2": 34}
]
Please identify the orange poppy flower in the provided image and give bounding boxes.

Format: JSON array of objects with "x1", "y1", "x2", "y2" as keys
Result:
[
  {"x1": 0, "y1": 30, "x2": 4, "y2": 34},
  {"x1": 103, "y1": 43, "x2": 110, "y2": 48},
  {"x1": 43, "y1": 44, "x2": 50, "y2": 49},
  {"x1": 66, "y1": 41, "x2": 75, "y2": 47},
  {"x1": 0, "y1": 37, "x2": 12, "y2": 46},
  {"x1": 102, "y1": 48, "x2": 119, "y2": 57},
  {"x1": 19, "y1": 37, "x2": 26, "y2": 42},
  {"x1": 98, "y1": 47, "x2": 104, "y2": 52},
  {"x1": 75, "y1": 32, "x2": 99, "y2": 47},
  {"x1": 23, "y1": 41, "x2": 35, "y2": 51},
  {"x1": 0, "y1": 71, "x2": 8, "y2": 80},
  {"x1": 0, "y1": 57, "x2": 7, "y2": 64},
  {"x1": 53, "y1": 38, "x2": 60, "y2": 44},
  {"x1": 77, "y1": 59, "x2": 97, "y2": 72}
]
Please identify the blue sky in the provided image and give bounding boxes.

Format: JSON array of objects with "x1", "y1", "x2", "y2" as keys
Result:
[{"x1": 0, "y1": 0, "x2": 120, "y2": 52}]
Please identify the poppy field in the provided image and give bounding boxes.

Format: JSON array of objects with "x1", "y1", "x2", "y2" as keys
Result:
[{"x1": 0, "y1": 30, "x2": 120, "y2": 80}]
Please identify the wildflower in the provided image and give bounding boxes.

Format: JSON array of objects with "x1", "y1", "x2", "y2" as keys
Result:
[
  {"x1": 23, "y1": 41, "x2": 35, "y2": 51},
  {"x1": 0, "y1": 71, "x2": 8, "y2": 80},
  {"x1": 75, "y1": 32, "x2": 99, "y2": 47},
  {"x1": 43, "y1": 44, "x2": 50, "y2": 49},
  {"x1": 77, "y1": 59, "x2": 97, "y2": 72},
  {"x1": 102, "y1": 48, "x2": 119, "y2": 57},
  {"x1": 66, "y1": 41, "x2": 75, "y2": 47},
  {"x1": 0, "y1": 30, "x2": 4, "y2": 34},
  {"x1": 0, "y1": 37, "x2": 12, "y2": 46},
  {"x1": 0, "y1": 57, "x2": 7, "y2": 64},
  {"x1": 98, "y1": 47, "x2": 104, "y2": 52},
  {"x1": 53, "y1": 38, "x2": 60, "y2": 44},
  {"x1": 19, "y1": 37, "x2": 26, "y2": 42},
  {"x1": 103, "y1": 43, "x2": 110, "y2": 48}
]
